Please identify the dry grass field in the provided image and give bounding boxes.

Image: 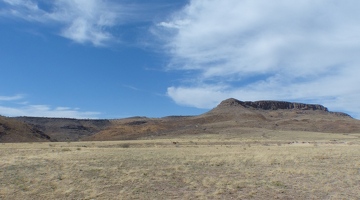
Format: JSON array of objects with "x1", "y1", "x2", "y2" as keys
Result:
[{"x1": 1, "y1": 129, "x2": 360, "y2": 199}]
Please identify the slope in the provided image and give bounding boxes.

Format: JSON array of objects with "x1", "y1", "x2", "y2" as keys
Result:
[
  {"x1": 84, "y1": 98, "x2": 360, "y2": 141},
  {"x1": 14, "y1": 117, "x2": 111, "y2": 142},
  {"x1": 0, "y1": 116, "x2": 51, "y2": 143}
]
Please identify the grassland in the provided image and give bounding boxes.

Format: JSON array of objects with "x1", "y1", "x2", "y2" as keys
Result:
[{"x1": 1, "y1": 130, "x2": 360, "y2": 199}]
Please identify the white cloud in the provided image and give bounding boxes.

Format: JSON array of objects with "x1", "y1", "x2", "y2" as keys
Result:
[
  {"x1": 0, "y1": 94, "x2": 24, "y2": 101},
  {"x1": 0, "y1": 105, "x2": 100, "y2": 118},
  {"x1": 0, "y1": 0, "x2": 133, "y2": 46},
  {"x1": 0, "y1": 94, "x2": 100, "y2": 118},
  {"x1": 48, "y1": 0, "x2": 120, "y2": 46},
  {"x1": 158, "y1": 0, "x2": 360, "y2": 118},
  {"x1": 167, "y1": 85, "x2": 229, "y2": 109}
]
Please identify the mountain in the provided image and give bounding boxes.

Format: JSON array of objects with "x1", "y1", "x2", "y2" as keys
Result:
[
  {"x1": 84, "y1": 98, "x2": 360, "y2": 141},
  {"x1": 1, "y1": 98, "x2": 360, "y2": 143},
  {"x1": 201, "y1": 98, "x2": 358, "y2": 132}
]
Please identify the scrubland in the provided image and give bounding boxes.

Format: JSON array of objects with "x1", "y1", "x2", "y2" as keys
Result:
[{"x1": 1, "y1": 130, "x2": 360, "y2": 199}]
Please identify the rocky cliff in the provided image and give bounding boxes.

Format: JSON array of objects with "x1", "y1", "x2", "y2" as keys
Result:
[
  {"x1": 218, "y1": 98, "x2": 329, "y2": 111},
  {"x1": 215, "y1": 98, "x2": 353, "y2": 118}
]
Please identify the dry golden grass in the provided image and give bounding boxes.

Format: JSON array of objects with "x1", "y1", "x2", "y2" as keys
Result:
[{"x1": 1, "y1": 130, "x2": 360, "y2": 199}]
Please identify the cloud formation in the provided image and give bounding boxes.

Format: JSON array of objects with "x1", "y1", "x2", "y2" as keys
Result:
[
  {"x1": 159, "y1": 0, "x2": 360, "y2": 118},
  {"x1": 0, "y1": 94, "x2": 100, "y2": 118},
  {"x1": 0, "y1": 0, "x2": 131, "y2": 46},
  {"x1": 0, "y1": 94, "x2": 24, "y2": 101}
]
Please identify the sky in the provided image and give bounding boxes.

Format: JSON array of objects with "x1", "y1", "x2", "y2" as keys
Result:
[{"x1": 1, "y1": 0, "x2": 360, "y2": 119}]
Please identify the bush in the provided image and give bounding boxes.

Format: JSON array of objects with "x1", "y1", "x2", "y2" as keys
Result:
[{"x1": 120, "y1": 143, "x2": 130, "y2": 148}]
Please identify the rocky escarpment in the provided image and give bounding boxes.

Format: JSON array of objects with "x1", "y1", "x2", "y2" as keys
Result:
[
  {"x1": 216, "y1": 98, "x2": 352, "y2": 117},
  {"x1": 218, "y1": 98, "x2": 329, "y2": 111}
]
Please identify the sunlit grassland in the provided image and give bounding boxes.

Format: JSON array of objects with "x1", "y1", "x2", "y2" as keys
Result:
[{"x1": 1, "y1": 130, "x2": 360, "y2": 199}]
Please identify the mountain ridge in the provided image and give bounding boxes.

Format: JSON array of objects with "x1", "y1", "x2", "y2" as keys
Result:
[
  {"x1": 218, "y1": 98, "x2": 328, "y2": 110},
  {"x1": 0, "y1": 98, "x2": 359, "y2": 142},
  {"x1": 214, "y1": 98, "x2": 351, "y2": 117}
]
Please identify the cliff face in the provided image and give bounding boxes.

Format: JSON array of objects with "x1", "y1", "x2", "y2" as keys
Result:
[{"x1": 218, "y1": 98, "x2": 328, "y2": 111}]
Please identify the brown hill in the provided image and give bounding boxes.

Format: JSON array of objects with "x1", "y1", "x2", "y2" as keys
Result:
[
  {"x1": 202, "y1": 98, "x2": 358, "y2": 132},
  {"x1": 14, "y1": 117, "x2": 111, "y2": 142},
  {"x1": 0, "y1": 116, "x2": 51, "y2": 143},
  {"x1": 84, "y1": 98, "x2": 360, "y2": 141},
  {"x1": 2, "y1": 98, "x2": 360, "y2": 142}
]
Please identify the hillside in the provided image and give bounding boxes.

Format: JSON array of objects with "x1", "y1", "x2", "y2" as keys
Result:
[
  {"x1": 1, "y1": 98, "x2": 360, "y2": 143},
  {"x1": 0, "y1": 116, "x2": 51, "y2": 143},
  {"x1": 84, "y1": 98, "x2": 360, "y2": 141},
  {"x1": 14, "y1": 117, "x2": 111, "y2": 142}
]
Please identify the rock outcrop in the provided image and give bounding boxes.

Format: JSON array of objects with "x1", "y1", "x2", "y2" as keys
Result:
[{"x1": 218, "y1": 98, "x2": 328, "y2": 111}]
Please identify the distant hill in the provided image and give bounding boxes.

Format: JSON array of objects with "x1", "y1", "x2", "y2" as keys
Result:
[
  {"x1": 201, "y1": 98, "x2": 359, "y2": 132},
  {"x1": 1, "y1": 98, "x2": 360, "y2": 143},
  {"x1": 14, "y1": 117, "x2": 111, "y2": 142},
  {"x1": 85, "y1": 98, "x2": 360, "y2": 141},
  {"x1": 0, "y1": 116, "x2": 51, "y2": 143}
]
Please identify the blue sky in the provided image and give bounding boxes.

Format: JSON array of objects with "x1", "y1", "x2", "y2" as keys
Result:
[{"x1": 1, "y1": 0, "x2": 360, "y2": 119}]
